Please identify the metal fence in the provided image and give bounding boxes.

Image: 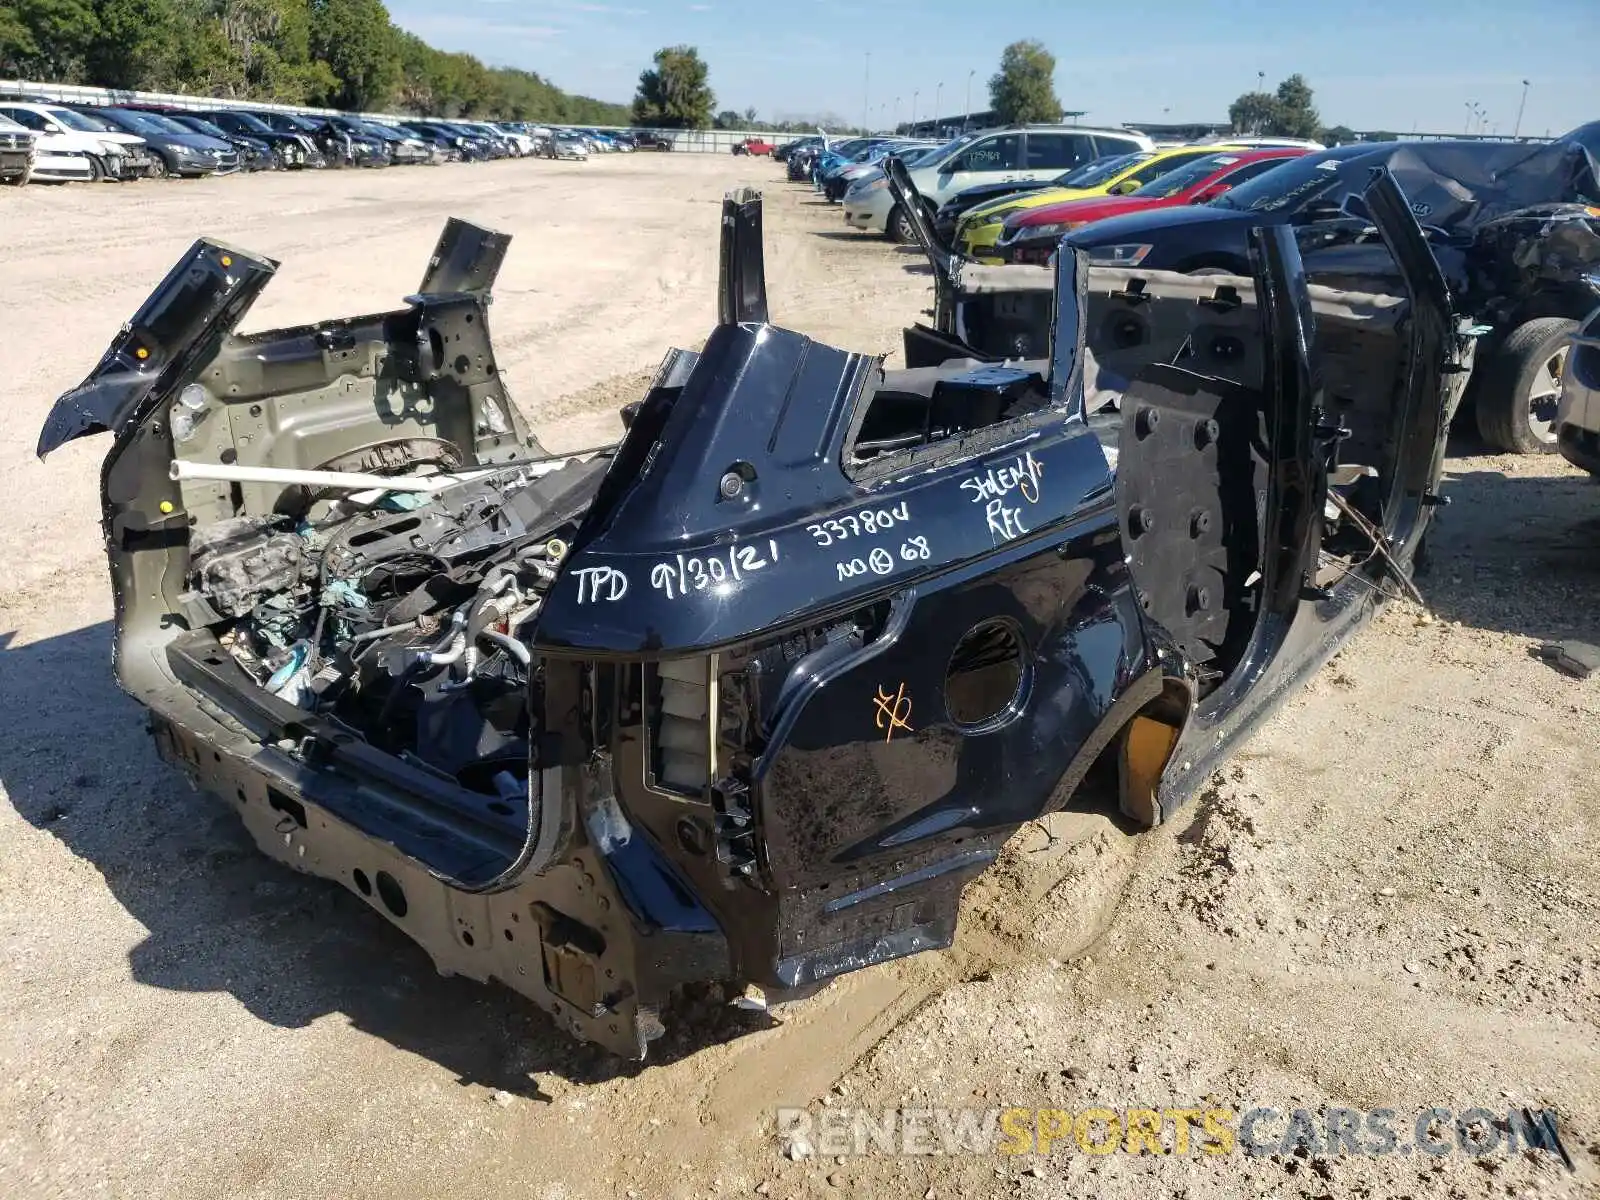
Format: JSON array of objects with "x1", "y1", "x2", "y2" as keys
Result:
[
  {"x1": 0, "y1": 78, "x2": 789, "y2": 154},
  {"x1": 0, "y1": 79, "x2": 1565, "y2": 153},
  {"x1": 0, "y1": 78, "x2": 344, "y2": 116}
]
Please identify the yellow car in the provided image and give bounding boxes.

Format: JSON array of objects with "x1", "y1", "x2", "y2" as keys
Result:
[{"x1": 956, "y1": 144, "x2": 1254, "y2": 263}]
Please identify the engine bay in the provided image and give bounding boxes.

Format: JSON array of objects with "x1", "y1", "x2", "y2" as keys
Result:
[{"x1": 183, "y1": 455, "x2": 608, "y2": 821}]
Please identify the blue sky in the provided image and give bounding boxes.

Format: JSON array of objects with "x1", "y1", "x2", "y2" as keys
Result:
[{"x1": 388, "y1": 0, "x2": 1598, "y2": 135}]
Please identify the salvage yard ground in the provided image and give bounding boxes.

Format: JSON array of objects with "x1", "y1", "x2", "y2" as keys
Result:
[{"x1": 1, "y1": 154, "x2": 1597, "y2": 1200}]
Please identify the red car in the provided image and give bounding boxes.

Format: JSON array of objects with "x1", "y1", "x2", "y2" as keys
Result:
[
  {"x1": 733, "y1": 137, "x2": 776, "y2": 156},
  {"x1": 997, "y1": 147, "x2": 1310, "y2": 265}
]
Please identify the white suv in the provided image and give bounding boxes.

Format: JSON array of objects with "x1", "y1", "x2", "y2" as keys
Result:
[
  {"x1": 0, "y1": 102, "x2": 149, "y2": 181},
  {"x1": 843, "y1": 124, "x2": 1155, "y2": 242}
]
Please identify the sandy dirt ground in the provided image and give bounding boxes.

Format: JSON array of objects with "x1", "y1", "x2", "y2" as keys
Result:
[{"x1": 1, "y1": 154, "x2": 1597, "y2": 1200}]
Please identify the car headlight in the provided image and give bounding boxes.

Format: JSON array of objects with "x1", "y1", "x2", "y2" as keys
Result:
[
  {"x1": 1016, "y1": 222, "x2": 1083, "y2": 241},
  {"x1": 1087, "y1": 243, "x2": 1154, "y2": 266}
]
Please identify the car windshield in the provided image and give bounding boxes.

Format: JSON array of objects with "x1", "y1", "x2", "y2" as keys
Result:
[
  {"x1": 1207, "y1": 143, "x2": 1378, "y2": 210},
  {"x1": 924, "y1": 132, "x2": 979, "y2": 168},
  {"x1": 94, "y1": 110, "x2": 160, "y2": 135},
  {"x1": 362, "y1": 123, "x2": 400, "y2": 139},
  {"x1": 141, "y1": 113, "x2": 195, "y2": 135},
  {"x1": 178, "y1": 117, "x2": 230, "y2": 139},
  {"x1": 0, "y1": 113, "x2": 25, "y2": 133},
  {"x1": 1132, "y1": 154, "x2": 1246, "y2": 199},
  {"x1": 1054, "y1": 151, "x2": 1149, "y2": 187},
  {"x1": 216, "y1": 112, "x2": 273, "y2": 134},
  {"x1": 893, "y1": 145, "x2": 944, "y2": 167},
  {"x1": 50, "y1": 108, "x2": 111, "y2": 133}
]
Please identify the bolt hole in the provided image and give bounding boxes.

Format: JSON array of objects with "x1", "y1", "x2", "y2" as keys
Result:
[
  {"x1": 462, "y1": 931, "x2": 475, "y2": 947},
  {"x1": 375, "y1": 870, "x2": 407, "y2": 917},
  {"x1": 503, "y1": 929, "x2": 514, "y2": 942},
  {"x1": 353, "y1": 868, "x2": 372, "y2": 897}
]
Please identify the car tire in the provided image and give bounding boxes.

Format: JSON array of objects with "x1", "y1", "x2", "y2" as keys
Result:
[
  {"x1": 1474, "y1": 317, "x2": 1578, "y2": 455},
  {"x1": 84, "y1": 155, "x2": 105, "y2": 183},
  {"x1": 888, "y1": 204, "x2": 918, "y2": 244},
  {"x1": 1182, "y1": 261, "x2": 1248, "y2": 277},
  {"x1": 147, "y1": 153, "x2": 170, "y2": 180}
]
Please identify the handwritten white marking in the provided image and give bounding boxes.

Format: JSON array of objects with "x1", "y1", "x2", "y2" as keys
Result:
[
  {"x1": 835, "y1": 535, "x2": 931, "y2": 582},
  {"x1": 808, "y1": 501, "x2": 911, "y2": 548},
  {"x1": 964, "y1": 451, "x2": 1044, "y2": 544},
  {"x1": 899, "y1": 535, "x2": 930, "y2": 562},
  {"x1": 960, "y1": 451, "x2": 1044, "y2": 508},
  {"x1": 574, "y1": 566, "x2": 629, "y2": 604},
  {"x1": 985, "y1": 498, "x2": 1030, "y2": 542},
  {"x1": 649, "y1": 542, "x2": 778, "y2": 601}
]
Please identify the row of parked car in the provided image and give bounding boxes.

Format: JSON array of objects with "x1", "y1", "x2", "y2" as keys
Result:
[
  {"x1": 773, "y1": 122, "x2": 1600, "y2": 461},
  {"x1": 0, "y1": 94, "x2": 642, "y2": 184}
]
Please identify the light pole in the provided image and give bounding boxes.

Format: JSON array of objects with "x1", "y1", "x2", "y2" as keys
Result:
[
  {"x1": 1464, "y1": 100, "x2": 1474, "y2": 133},
  {"x1": 1255, "y1": 71, "x2": 1266, "y2": 132},
  {"x1": 1513, "y1": 78, "x2": 1530, "y2": 137},
  {"x1": 893, "y1": 96, "x2": 900, "y2": 132},
  {"x1": 862, "y1": 52, "x2": 870, "y2": 134},
  {"x1": 964, "y1": 69, "x2": 974, "y2": 132},
  {"x1": 911, "y1": 90, "x2": 919, "y2": 134},
  {"x1": 935, "y1": 82, "x2": 942, "y2": 134}
]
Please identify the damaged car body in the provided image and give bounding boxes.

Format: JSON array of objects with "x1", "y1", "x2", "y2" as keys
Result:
[{"x1": 42, "y1": 178, "x2": 1472, "y2": 1059}]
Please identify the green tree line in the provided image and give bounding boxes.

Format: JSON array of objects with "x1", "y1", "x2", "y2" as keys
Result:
[
  {"x1": 982, "y1": 42, "x2": 1376, "y2": 147},
  {"x1": 0, "y1": 0, "x2": 631, "y2": 121}
]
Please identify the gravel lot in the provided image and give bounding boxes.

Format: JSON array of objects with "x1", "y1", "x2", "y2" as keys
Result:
[{"x1": 1, "y1": 153, "x2": 1597, "y2": 1200}]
